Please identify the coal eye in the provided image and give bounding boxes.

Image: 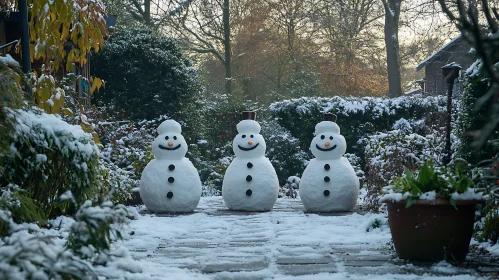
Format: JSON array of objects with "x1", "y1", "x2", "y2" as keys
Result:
[
  {"x1": 242, "y1": 135, "x2": 246, "y2": 138},
  {"x1": 165, "y1": 136, "x2": 169, "y2": 140},
  {"x1": 329, "y1": 136, "x2": 333, "y2": 140},
  {"x1": 250, "y1": 135, "x2": 254, "y2": 138},
  {"x1": 173, "y1": 136, "x2": 177, "y2": 140},
  {"x1": 320, "y1": 135, "x2": 325, "y2": 140}
]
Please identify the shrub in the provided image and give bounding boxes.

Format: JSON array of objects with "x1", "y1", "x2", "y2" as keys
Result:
[
  {"x1": 91, "y1": 27, "x2": 201, "y2": 122},
  {"x1": 0, "y1": 200, "x2": 129, "y2": 279},
  {"x1": 261, "y1": 119, "x2": 309, "y2": 185},
  {"x1": 279, "y1": 176, "x2": 300, "y2": 198},
  {"x1": 0, "y1": 108, "x2": 103, "y2": 219},
  {"x1": 269, "y1": 95, "x2": 448, "y2": 164},
  {"x1": 455, "y1": 59, "x2": 499, "y2": 164},
  {"x1": 362, "y1": 118, "x2": 446, "y2": 211}
]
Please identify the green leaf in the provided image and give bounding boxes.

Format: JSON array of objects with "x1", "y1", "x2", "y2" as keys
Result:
[{"x1": 406, "y1": 197, "x2": 418, "y2": 208}]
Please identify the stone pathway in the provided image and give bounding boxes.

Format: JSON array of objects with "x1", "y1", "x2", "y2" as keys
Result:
[{"x1": 124, "y1": 197, "x2": 499, "y2": 279}]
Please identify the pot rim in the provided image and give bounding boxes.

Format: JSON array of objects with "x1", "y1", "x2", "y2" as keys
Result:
[{"x1": 385, "y1": 198, "x2": 485, "y2": 206}]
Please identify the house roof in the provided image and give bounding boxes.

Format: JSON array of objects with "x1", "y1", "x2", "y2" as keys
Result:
[{"x1": 416, "y1": 35, "x2": 464, "y2": 71}]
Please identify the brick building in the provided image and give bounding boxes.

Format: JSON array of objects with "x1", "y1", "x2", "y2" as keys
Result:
[{"x1": 416, "y1": 35, "x2": 476, "y2": 95}]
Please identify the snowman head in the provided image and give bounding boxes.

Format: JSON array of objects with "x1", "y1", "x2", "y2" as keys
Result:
[
  {"x1": 310, "y1": 113, "x2": 346, "y2": 160},
  {"x1": 152, "y1": 120, "x2": 188, "y2": 160},
  {"x1": 233, "y1": 111, "x2": 266, "y2": 158}
]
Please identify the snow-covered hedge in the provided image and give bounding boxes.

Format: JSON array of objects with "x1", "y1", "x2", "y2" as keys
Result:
[{"x1": 269, "y1": 95, "x2": 449, "y2": 161}]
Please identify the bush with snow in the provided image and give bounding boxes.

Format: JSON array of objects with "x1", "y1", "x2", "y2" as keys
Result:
[
  {"x1": 362, "y1": 119, "x2": 446, "y2": 211},
  {"x1": 0, "y1": 108, "x2": 102, "y2": 219},
  {"x1": 269, "y1": 95, "x2": 449, "y2": 166},
  {"x1": 0, "y1": 200, "x2": 130, "y2": 280},
  {"x1": 91, "y1": 27, "x2": 201, "y2": 122}
]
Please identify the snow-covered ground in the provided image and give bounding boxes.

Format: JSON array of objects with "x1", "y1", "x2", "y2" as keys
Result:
[{"x1": 106, "y1": 197, "x2": 493, "y2": 280}]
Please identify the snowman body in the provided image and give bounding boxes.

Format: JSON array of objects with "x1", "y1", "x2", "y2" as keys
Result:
[
  {"x1": 299, "y1": 120, "x2": 359, "y2": 212},
  {"x1": 222, "y1": 119, "x2": 279, "y2": 211},
  {"x1": 140, "y1": 120, "x2": 202, "y2": 213}
]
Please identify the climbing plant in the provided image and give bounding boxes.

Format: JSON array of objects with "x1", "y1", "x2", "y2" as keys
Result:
[{"x1": 7, "y1": 0, "x2": 107, "y2": 114}]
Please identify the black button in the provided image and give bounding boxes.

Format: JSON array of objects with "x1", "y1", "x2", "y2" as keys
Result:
[
  {"x1": 246, "y1": 189, "x2": 252, "y2": 196},
  {"x1": 324, "y1": 164, "x2": 330, "y2": 170},
  {"x1": 246, "y1": 175, "x2": 252, "y2": 182},
  {"x1": 168, "y1": 177, "x2": 175, "y2": 183},
  {"x1": 167, "y1": 191, "x2": 173, "y2": 199},
  {"x1": 323, "y1": 190, "x2": 330, "y2": 196},
  {"x1": 169, "y1": 164, "x2": 175, "y2": 171},
  {"x1": 247, "y1": 162, "x2": 253, "y2": 168},
  {"x1": 324, "y1": 176, "x2": 330, "y2": 182}
]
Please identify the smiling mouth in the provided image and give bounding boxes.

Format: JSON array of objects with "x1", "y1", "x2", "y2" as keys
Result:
[
  {"x1": 159, "y1": 144, "x2": 181, "y2": 150},
  {"x1": 316, "y1": 144, "x2": 337, "y2": 152},
  {"x1": 238, "y1": 143, "x2": 260, "y2": 151}
]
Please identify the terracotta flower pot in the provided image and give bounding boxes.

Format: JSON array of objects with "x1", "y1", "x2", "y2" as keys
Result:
[{"x1": 386, "y1": 199, "x2": 484, "y2": 262}]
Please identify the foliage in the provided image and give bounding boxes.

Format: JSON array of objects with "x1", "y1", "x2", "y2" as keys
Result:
[
  {"x1": 0, "y1": 199, "x2": 129, "y2": 279},
  {"x1": 67, "y1": 201, "x2": 129, "y2": 264},
  {"x1": 362, "y1": 118, "x2": 445, "y2": 211},
  {"x1": 261, "y1": 119, "x2": 309, "y2": 185},
  {"x1": 269, "y1": 95, "x2": 449, "y2": 166},
  {"x1": 5, "y1": 0, "x2": 108, "y2": 113},
  {"x1": 455, "y1": 60, "x2": 499, "y2": 164},
  {"x1": 279, "y1": 176, "x2": 300, "y2": 198},
  {"x1": 384, "y1": 159, "x2": 479, "y2": 209},
  {"x1": 0, "y1": 108, "x2": 102, "y2": 219},
  {"x1": 473, "y1": 146, "x2": 499, "y2": 244},
  {"x1": 91, "y1": 27, "x2": 201, "y2": 122},
  {"x1": 0, "y1": 56, "x2": 27, "y2": 177}
]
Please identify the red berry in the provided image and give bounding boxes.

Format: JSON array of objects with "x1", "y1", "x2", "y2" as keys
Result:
[
  {"x1": 496, "y1": 180, "x2": 499, "y2": 185},
  {"x1": 494, "y1": 165, "x2": 497, "y2": 169},
  {"x1": 220, "y1": 134, "x2": 225, "y2": 139}
]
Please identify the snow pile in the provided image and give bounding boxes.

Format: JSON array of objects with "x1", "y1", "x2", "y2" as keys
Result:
[{"x1": 0, "y1": 54, "x2": 20, "y2": 67}]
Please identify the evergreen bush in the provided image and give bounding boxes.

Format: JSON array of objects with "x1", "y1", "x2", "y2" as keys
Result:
[
  {"x1": 455, "y1": 59, "x2": 499, "y2": 164},
  {"x1": 269, "y1": 95, "x2": 448, "y2": 165},
  {"x1": 0, "y1": 108, "x2": 102, "y2": 220},
  {"x1": 91, "y1": 27, "x2": 201, "y2": 123}
]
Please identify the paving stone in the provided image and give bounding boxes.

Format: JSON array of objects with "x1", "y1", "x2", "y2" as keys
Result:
[
  {"x1": 340, "y1": 254, "x2": 392, "y2": 261},
  {"x1": 276, "y1": 257, "x2": 333, "y2": 265},
  {"x1": 202, "y1": 261, "x2": 269, "y2": 273},
  {"x1": 343, "y1": 260, "x2": 391, "y2": 267},
  {"x1": 344, "y1": 265, "x2": 405, "y2": 275},
  {"x1": 478, "y1": 266, "x2": 499, "y2": 273},
  {"x1": 330, "y1": 247, "x2": 363, "y2": 254},
  {"x1": 278, "y1": 264, "x2": 337, "y2": 275}
]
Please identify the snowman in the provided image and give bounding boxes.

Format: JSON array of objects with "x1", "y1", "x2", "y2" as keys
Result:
[
  {"x1": 299, "y1": 113, "x2": 359, "y2": 212},
  {"x1": 140, "y1": 120, "x2": 202, "y2": 213},
  {"x1": 222, "y1": 111, "x2": 279, "y2": 211}
]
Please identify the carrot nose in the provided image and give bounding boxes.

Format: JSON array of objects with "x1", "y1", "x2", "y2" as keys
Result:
[
  {"x1": 325, "y1": 142, "x2": 330, "y2": 147},
  {"x1": 168, "y1": 141, "x2": 174, "y2": 147},
  {"x1": 248, "y1": 141, "x2": 253, "y2": 145}
]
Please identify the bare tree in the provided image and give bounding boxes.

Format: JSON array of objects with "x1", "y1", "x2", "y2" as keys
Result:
[{"x1": 166, "y1": 0, "x2": 233, "y2": 94}]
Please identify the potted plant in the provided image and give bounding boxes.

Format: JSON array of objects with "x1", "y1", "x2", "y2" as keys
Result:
[{"x1": 380, "y1": 159, "x2": 485, "y2": 262}]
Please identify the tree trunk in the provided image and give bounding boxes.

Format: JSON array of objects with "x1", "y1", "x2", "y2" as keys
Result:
[
  {"x1": 223, "y1": 0, "x2": 232, "y2": 95},
  {"x1": 144, "y1": 0, "x2": 151, "y2": 26},
  {"x1": 383, "y1": 0, "x2": 402, "y2": 98}
]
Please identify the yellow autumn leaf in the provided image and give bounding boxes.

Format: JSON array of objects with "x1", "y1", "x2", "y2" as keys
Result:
[
  {"x1": 90, "y1": 77, "x2": 103, "y2": 94},
  {"x1": 62, "y1": 108, "x2": 74, "y2": 117},
  {"x1": 92, "y1": 132, "x2": 101, "y2": 144}
]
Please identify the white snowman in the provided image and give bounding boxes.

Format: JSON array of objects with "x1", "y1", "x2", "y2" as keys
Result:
[
  {"x1": 299, "y1": 113, "x2": 359, "y2": 212},
  {"x1": 140, "y1": 120, "x2": 202, "y2": 213},
  {"x1": 222, "y1": 111, "x2": 279, "y2": 211}
]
